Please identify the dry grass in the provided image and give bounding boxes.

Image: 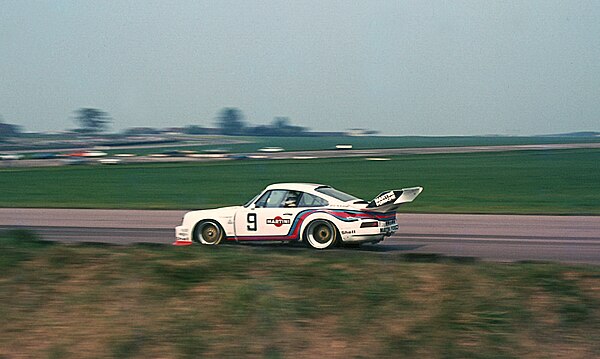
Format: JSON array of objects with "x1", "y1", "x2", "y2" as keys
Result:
[{"x1": 1, "y1": 231, "x2": 599, "y2": 358}]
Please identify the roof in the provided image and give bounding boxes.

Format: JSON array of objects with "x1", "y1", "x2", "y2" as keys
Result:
[{"x1": 264, "y1": 183, "x2": 326, "y2": 192}]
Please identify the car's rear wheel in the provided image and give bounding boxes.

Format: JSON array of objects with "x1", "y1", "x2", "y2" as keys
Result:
[
  {"x1": 194, "y1": 221, "x2": 223, "y2": 245},
  {"x1": 304, "y1": 220, "x2": 337, "y2": 249}
]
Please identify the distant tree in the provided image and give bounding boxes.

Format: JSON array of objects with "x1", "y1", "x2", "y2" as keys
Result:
[
  {"x1": 183, "y1": 125, "x2": 208, "y2": 135},
  {"x1": 217, "y1": 108, "x2": 245, "y2": 135},
  {"x1": 245, "y1": 117, "x2": 308, "y2": 137},
  {"x1": 74, "y1": 108, "x2": 111, "y2": 134},
  {"x1": 273, "y1": 117, "x2": 291, "y2": 129},
  {"x1": 0, "y1": 115, "x2": 22, "y2": 140},
  {"x1": 270, "y1": 117, "x2": 306, "y2": 136},
  {"x1": 122, "y1": 127, "x2": 161, "y2": 136},
  {"x1": 246, "y1": 125, "x2": 273, "y2": 136}
]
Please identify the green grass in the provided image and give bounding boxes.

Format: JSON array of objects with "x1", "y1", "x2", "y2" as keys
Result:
[
  {"x1": 1, "y1": 149, "x2": 599, "y2": 214},
  {"x1": 1, "y1": 230, "x2": 599, "y2": 358}
]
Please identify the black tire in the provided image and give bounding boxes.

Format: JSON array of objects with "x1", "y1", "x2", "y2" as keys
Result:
[
  {"x1": 304, "y1": 220, "x2": 337, "y2": 249},
  {"x1": 193, "y1": 221, "x2": 223, "y2": 245}
]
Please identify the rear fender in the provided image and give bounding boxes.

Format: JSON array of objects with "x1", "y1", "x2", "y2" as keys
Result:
[{"x1": 298, "y1": 212, "x2": 342, "y2": 242}]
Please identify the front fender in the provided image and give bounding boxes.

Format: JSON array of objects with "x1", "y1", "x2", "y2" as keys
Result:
[{"x1": 182, "y1": 206, "x2": 241, "y2": 239}]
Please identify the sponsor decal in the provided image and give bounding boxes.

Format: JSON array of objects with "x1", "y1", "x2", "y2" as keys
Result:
[
  {"x1": 380, "y1": 224, "x2": 399, "y2": 233},
  {"x1": 374, "y1": 191, "x2": 396, "y2": 207},
  {"x1": 266, "y1": 216, "x2": 291, "y2": 227},
  {"x1": 342, "y1": 230, "x2": 356, "y2": 235},
  {"x1": 236, "y1": 210, "x2": 396, "y2": 241}
]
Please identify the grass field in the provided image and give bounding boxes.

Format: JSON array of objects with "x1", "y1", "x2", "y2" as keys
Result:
[
  {"x1": 109, "y1": 135, "x2": 600, "y2": 155},
  {"x1": 1, "y1": 149, "x2": 599, "y2": 214},
  {"x1": 1, "y1": 230, "x2": 598, "y2": 358}
]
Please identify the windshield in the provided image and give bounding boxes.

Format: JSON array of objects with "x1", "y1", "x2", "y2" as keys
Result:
[
  {"x1": 243, "y1": 193, "x2": 260, "y2": 207},
  {"x1": 315, "y1": 186, "x2": 359, "y2": 202}
]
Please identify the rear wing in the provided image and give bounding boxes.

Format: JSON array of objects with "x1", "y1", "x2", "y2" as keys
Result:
[{"x1": 365, "y1": 187, "x2": 423, "y2": 213}]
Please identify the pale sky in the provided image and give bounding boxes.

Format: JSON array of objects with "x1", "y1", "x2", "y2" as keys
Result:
[{"x1": 1, "y1": 1, "x2": 599, "y2": 135}]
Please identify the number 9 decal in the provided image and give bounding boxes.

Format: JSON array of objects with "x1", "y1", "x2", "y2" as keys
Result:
[{"x1": 247, "y1": 213, "x2": 257, "y2": 231}]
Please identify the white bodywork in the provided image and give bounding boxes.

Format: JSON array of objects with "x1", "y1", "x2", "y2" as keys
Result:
[{"x1": 175, "y1": 183, "x2": 422, "y2": 249}]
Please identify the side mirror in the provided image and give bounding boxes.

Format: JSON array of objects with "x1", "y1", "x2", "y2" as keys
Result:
[{"x1": 249, "y1": 203, "x2": 256, "y2": 210}]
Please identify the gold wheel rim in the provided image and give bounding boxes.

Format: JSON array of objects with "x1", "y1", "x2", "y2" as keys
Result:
[
  {"x1": 313, "y1": 224, "x2": 332, "y2": 244},
  {"x1": 202, "y1": 224, "x2": 219, "y2": 244}
]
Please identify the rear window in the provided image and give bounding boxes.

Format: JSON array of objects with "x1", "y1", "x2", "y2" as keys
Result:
[
  {"x1": 297, "y1": 193, "x2": 328, "y2": 207},
  {"x1": 315, "y1": 186, "x2": 359, "y2": 202}
]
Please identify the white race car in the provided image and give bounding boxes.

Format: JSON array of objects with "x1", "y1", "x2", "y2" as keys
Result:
[{"x1": 174, "y1": 183, "x2": 423, "y2": 249}]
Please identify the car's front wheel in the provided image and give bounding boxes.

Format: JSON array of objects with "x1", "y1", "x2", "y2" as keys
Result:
[
  {"x1": 304, "y1": 220, "x2": 337, "y2": 249},
  {"x1": 193, "y1": 221, "x2": 223, "y2": 245}
]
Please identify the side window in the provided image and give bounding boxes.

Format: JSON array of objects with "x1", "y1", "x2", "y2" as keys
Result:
[
  {"x1": 255, "y1": 190, "x2": 327, "y2": 208},
  {"x1": 297, "y1": 193, "x2": 329, "y2": 207},
  {"x1": 255, "y1": 190, "x2": 289, "y2": 208},
  {"x1": 267, "y1": 190, "x2": 288, "y2": 207}
]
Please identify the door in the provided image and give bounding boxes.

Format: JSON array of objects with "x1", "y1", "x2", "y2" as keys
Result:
[{"x1": 234, "y1": 189, "x2": 303, "y2": 240}]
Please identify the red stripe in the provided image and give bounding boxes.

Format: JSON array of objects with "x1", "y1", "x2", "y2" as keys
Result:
[
  {"x1": 230, "y1": 209, "x2": 396, "y2": 242},
  {"x1": 172, "y1": 240, "x2": 193, "y2": 246}
]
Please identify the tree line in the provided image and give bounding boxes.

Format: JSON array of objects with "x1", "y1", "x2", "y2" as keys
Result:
[
  {"x1": 216, "y1": 108, "x2": 307, "y2": 136},
  {"x1": 0, "y1": 114, "x2": 22, "y2": 141},
  {"x1": 1, "y1": 107, "x2": 309, "y2": 138}
]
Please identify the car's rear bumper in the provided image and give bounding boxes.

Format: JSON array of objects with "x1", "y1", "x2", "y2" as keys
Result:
[
  {"x1": 343, "y1": 234, "x2": 385, "y2": 243},
  {"x1": 342, "y1": 224, "x2": 398, "y2": 244}
]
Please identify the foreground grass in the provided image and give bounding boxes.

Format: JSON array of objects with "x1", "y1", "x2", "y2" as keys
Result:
[
  {"x1": 1, "y1": 231, "x2": 599, "y2": 358},
  {"x1": 1, "y1": 149, "x2": 599, "y2": 214}
]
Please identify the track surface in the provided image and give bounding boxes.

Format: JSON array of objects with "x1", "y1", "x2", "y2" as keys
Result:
[
  {"x1": 6, "y1": 142, "x2": 600, "y2": 167},
  {"x1": 1, "y1": 208, "x2": 599, "y2": 264}
]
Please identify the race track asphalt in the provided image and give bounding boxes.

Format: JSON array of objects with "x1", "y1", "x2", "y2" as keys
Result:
[
  {"x1": 1, "y1": 209, "x2": 599, "y2": 264},
  {"x1": 6, "y1": 142, "x2": 600, "y2": 167}
]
